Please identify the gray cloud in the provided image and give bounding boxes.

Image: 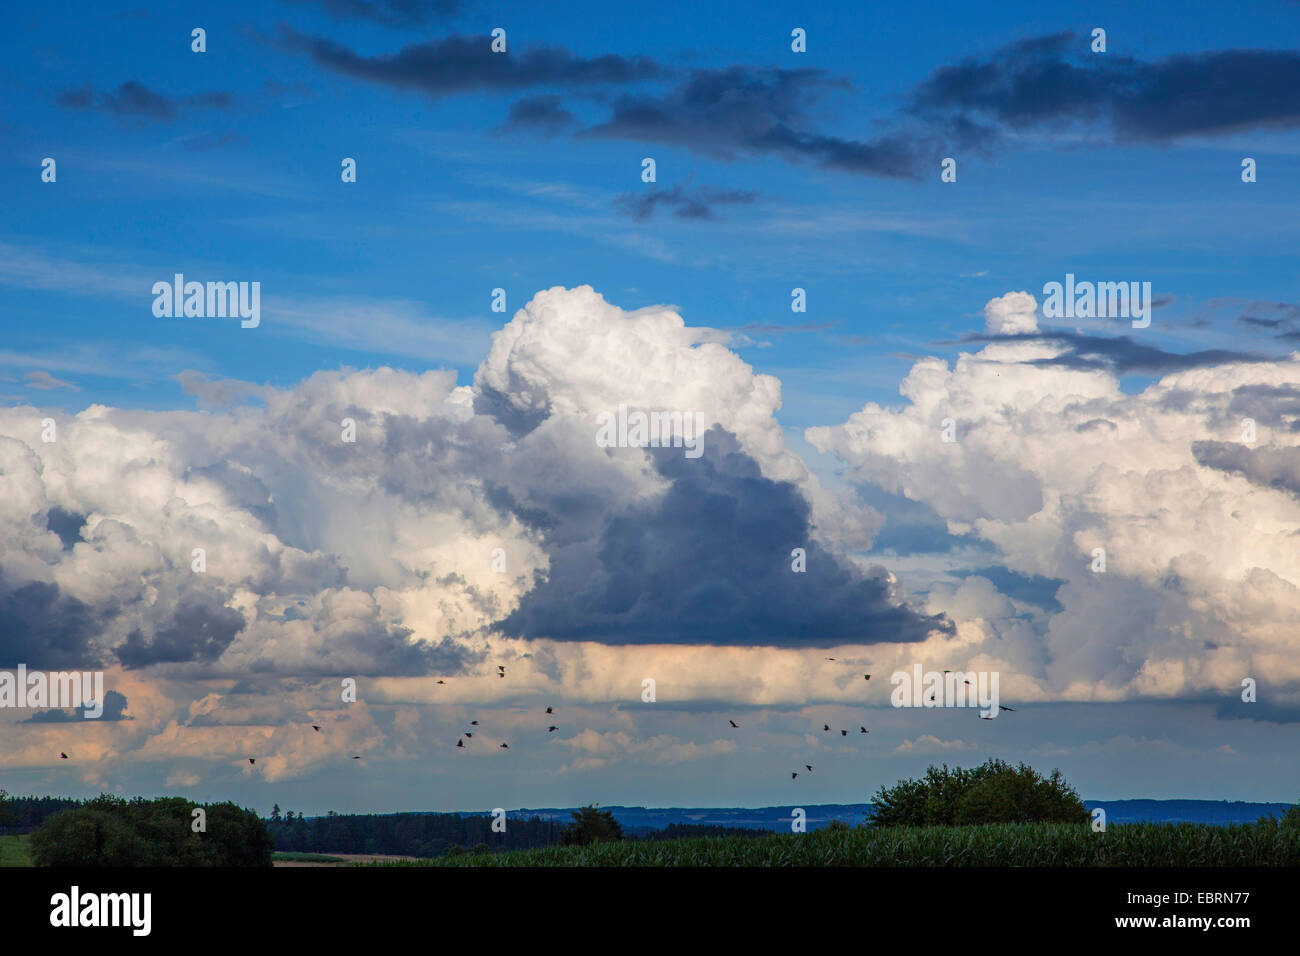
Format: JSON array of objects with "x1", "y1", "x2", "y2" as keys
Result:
[
  {"x1": 279, "y1": 28, "x2": 663, "y2": 97},
  {"x1": 57, "y1": 81, "x2": 234, "y2": 120},
  {"x1": 613, "y1": 183, "x2": 761, "y2": 222},
  {"x1": 499, "y1": 429, "x2": 952, "y2": 647}
]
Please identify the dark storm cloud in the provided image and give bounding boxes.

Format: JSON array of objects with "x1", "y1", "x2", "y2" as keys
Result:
[
  {"x1": 957, "y1": 330, "x2": 1269, "y2": 375},
  {"x1": 45, "y1": 507, "x2": 86, "y2": 551},
  {"x1": 115, "y1": 592, "x2": 247, "y2": 668},
  {"x1": 498, "y1": 95, "x2": 577, "y2": 135},
  {"x1": 498, "y1": 429, "x2": 952, "y2": 647},
  {"x1": 281, "y1": 0, "x2": 471, "y2": 27},
  {"x1": 1192, "y1": 441, "x2": 1300, "y2": 496},
  {"x1": 580, "y1": 66, "x2": 922, "y2": 179},
  {"x1": 613, "y1": 183, "x2": 760, "y2": 222},
  {"x1": 57, "y1": 81, "x2": 234, "y2": 120},
  {"x1": 0, "y1": 572, "x2": 102, "y2": 670},
  {"x1": 26, "y1": 689, "x2": 131, "y2": 723},
  {"x1": 278, "y1": 28, "x2": 663, "y2": 96},
  {"x1": 910, "y1": 32, "x2": 1300, "y2": 146}
]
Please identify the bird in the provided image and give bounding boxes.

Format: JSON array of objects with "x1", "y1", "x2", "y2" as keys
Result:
[
  {"x1": 463, "y1": 732, "x2": 473, "y2": 738},
  {"x1": 351, "y1": 755, "x2": 361, "y2": 760},
  {"x1": 929, "y1": 695, "x2": 936, "y2": 702},
  {"x1": 456, "y1": 739, "x2": 464, "y2": 748},
  {"x1": 545, "y1": 707, "x2": 553, "y2": 714},
  {"x1": 729, "y1": 720, "x2": 739, "y2": 728},
  {"x1": 964, "y1": 680, "x2": 973, "y2": 686},
  {"x1": 497, "y1": 673, "x2": 504, "y2": 679},
  {"x1": 823, "y1": 724, "x2": 830, "y2": 732},
  {"x1": 60, "y1": 752, "x2": 68, "y2": 759},
  {"x1": 860, "y1": 727, "x2": 869, "y2": 734},
  {"x1": 825, "y1": 657, "x2": 837, "y2": 661},
  {"x1": 791, "y1": 772, "x2": 799, "y2": 780},
  {"x1": 999, "y1": 705, "x2": 1016, "y2": 712},
  {"x1": 436, "y1": 680, "x2": 445, "y2": 685},
  {"x1": 943, "y1": 669, "x2": 953, "y2": 673},
  {"x1": 548, "y1": 726, "x2": 558, "y2": 732},
  {"x1": 864, "y1": 674, "x2": 871, "y2": 680},
  {"x1": 470, "y1": 720, "x2": 479, "y2": 725},
  {"x1": 500, "y1": 743, "x2": 509, "y2": 749},
  {"x1": 840, "y1": 729, "x2": 848, "y2": 736},
  {"x1": 312, "y1": 725, "x2": 321, "y2": 732},
  {"x1": 248, "y1": 758, "x2": 256, "y2": 765},
  {"x1": 805, "y1": 765, "x2": 814, "y2": 772}
]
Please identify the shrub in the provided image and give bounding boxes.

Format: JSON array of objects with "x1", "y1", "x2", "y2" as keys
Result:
[
  {"x1": 560, "y1": 805, "x2": 623, "y2": 846},
  {"x1": 30, "y1": 795, "x2": 272, "y2": 867},
  {"x1": 869, "y1": 759, "x2": 1089, "y2": 827}
]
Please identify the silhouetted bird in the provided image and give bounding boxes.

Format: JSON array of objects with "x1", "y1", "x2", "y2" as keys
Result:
[
  {"x1": 826, "y1": 658, "x2": 837, "y2": 661},
  {"x1": 729, "y1": 720, "x2": 739, "y2": 728},
  {"x1": 791, "y1": 772, "x2": 799, "y2": 779},
  {"x1": 248, "y1": 758, "x2": 255, "y2": 765},
  {"x1": 471, "y1": 720, "x2": 478, "y2": 725},
  {"x1": 312, "y1": 725, "x2": 321, "y2": 732},
  {"x1": 999, "y1": 705, "x2": 1016, "y2": 712},
  {"x1": 436, "y1": 680, "x2": 445, "y2": 685},
  {"x1": 860, "y1": 727, "x2": 869, "y2": 734},
  {"x1": 548, "y1": 726, "x2": 558, "y2": 732},
  {"x1": 464, "y1": 732, "x2": 473, "y2": 738},
  {"x1": 805, "y1": 765, "x2": 813, "y2": 772},
  {"x1": 545, "y1": 707, "x2": 553, "y2": 714},
  {"x1": 456, "y1": 739, "x2": 464, "y2": 748},
  {"x1": 60, "y1": 752, "x2": 68, "y2": 759},
  {"x1": 500, "y1": 743, "x2": 509, "y2": 749},
  {"x1": 840, "y1": 730, "x2": 848, "y2": 736},
  {"x1": 864, "y1": 674, "x2": 871, "y2": 680},
  {"x1": 823, "y1": 724, "x2": 830, "y2": 731}
]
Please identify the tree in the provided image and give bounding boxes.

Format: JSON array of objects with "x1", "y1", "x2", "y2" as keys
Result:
[
  {"x1": 560, "y1": 805, "x2": 623, "y2": 846},
  {"x1": 270, "y1": 804, "x2": 282, "y2": 824},
  {"x1": 30, "y1": 795, "x2": 272, "y2": 866},
  {"x1": 868, "y1": 759, "x2": 1089, "y2": 827}
]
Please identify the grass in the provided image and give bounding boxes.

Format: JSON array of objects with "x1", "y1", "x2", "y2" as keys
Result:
[
  {"x1": 0, "y1": 834, "x2": 33, "y2": 867},
  {"x1": 272, "y1": 852, "x2": 347, "y2": 863},
  {"x1": 373, "y1": 821, "x2": 1300, "y2": 867}
]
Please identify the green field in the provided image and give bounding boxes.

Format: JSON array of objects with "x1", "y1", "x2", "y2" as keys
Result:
[
  {"x1": 272, "y1": 852, "x2": 347, "y2": 863},
  {"x1": 0, "y1": 835, "x2": 32, "y2": 867},
  {"x1": 374, "y1": 821, "x2": 1300, "y2": 867}
]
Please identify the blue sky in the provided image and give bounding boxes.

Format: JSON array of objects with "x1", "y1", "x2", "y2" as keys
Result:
[
  {"x1": 3, "y1": 0, "x2": 1300, "y2": 812},
  {"x1": 5, "y1": 0, "x2": 1298, "y2": 426}
]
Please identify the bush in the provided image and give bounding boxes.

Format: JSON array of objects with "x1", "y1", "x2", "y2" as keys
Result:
[
  {"x1": 869, "y1": 759, "x2": 1089, "y2": 827},
  {"x1": 560, "y1": 806, "x2": 623, "y2": 846},
  {"x1": 30, "y1": 795, "x2": 272, "y2": 867}
]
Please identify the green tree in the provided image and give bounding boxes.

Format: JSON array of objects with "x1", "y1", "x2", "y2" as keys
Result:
[
  {"x1": 560, "y1": 805, "x2": 623, "y2": 846},
  {"x1": 868, "y1": 759, "x2": 1089, "y2": 827}
]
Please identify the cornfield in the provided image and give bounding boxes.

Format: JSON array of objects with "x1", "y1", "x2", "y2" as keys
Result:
[{"x1": 373, "y1": 820, "x2": 1300, "y2": 867}]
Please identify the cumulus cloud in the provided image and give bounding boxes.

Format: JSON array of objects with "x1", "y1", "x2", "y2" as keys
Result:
[
  {"x1": 0, "y1": 286, "x2": 930, "y2": 779},
  {"x1": 983, "y1": 290, "x2": 1038, "y2": 335},
  {"x1": 809, "y1": 292, "x2": 1300, "y2": 707}
]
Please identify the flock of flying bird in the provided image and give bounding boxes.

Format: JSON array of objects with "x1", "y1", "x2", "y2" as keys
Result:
[
  {"x1": 725, "y1": 661, "x2": 1018, "y2": 781},
  {"x1": 53, "y1": 661, "x2": 1017, "y2": 774}
]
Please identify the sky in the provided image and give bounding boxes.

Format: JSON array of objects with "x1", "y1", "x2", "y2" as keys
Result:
[{"x1": 2, "y1": 0, "x2": 1300, "y2": 815}]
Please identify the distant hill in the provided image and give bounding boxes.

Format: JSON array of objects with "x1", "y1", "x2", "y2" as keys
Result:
[{"x1": 513, "y1": 799, "x2": 1296, "y2": 831}]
